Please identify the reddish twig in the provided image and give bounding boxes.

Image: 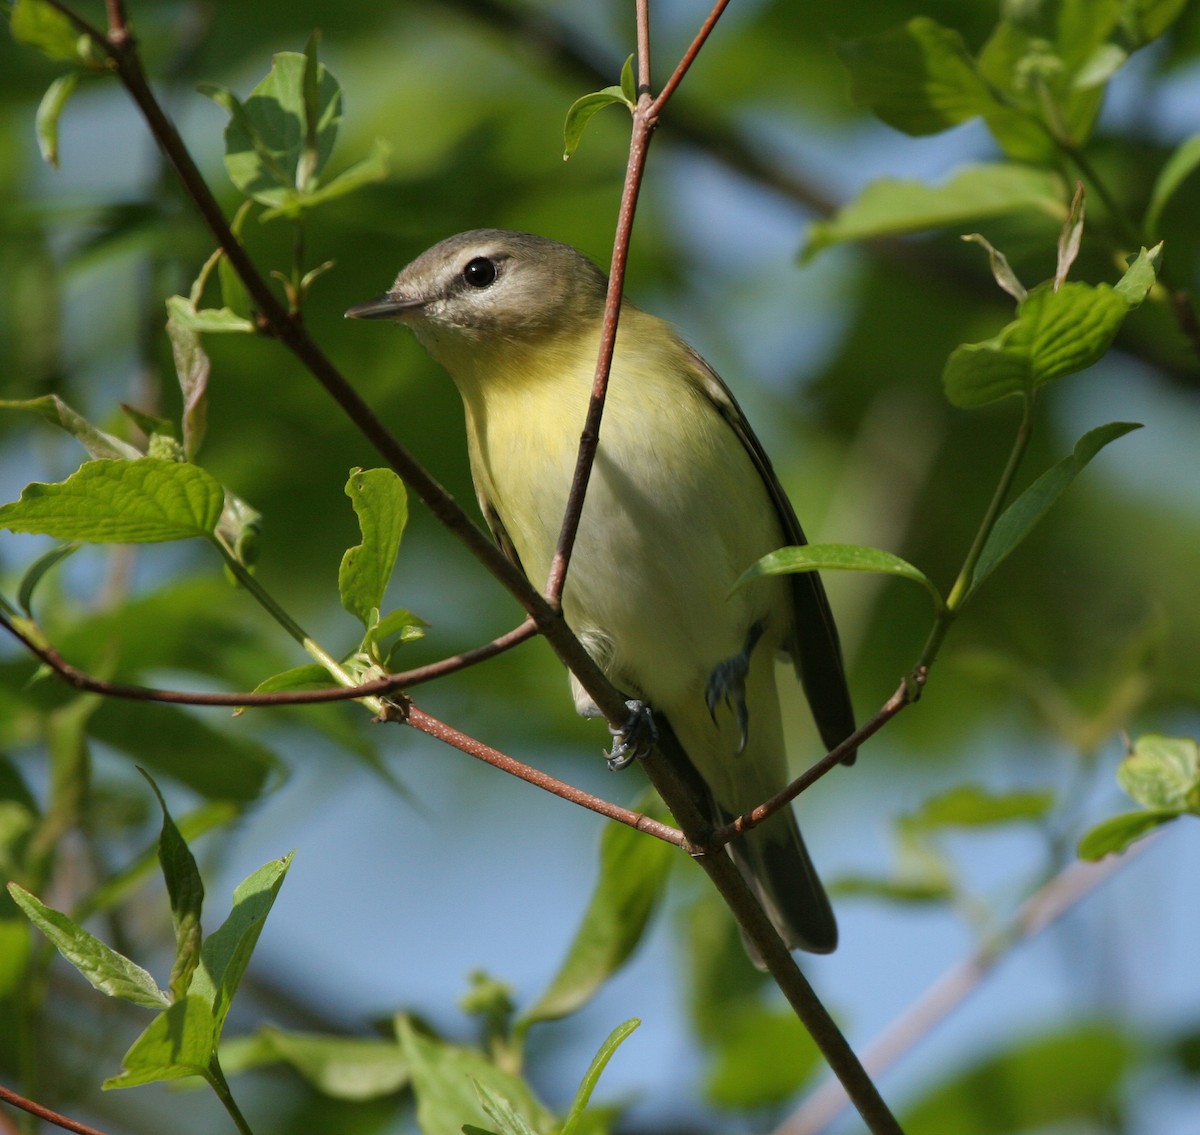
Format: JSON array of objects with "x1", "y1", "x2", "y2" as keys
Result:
[
  {"x1": 0, "y1": 1083, "x2": 109, "y2": 1135},
  {"x1": 710, "y1": 671, "x2": 924, "y2": 848},
  {"x1": 405, "y1": 703, "x2": 687, "y2": 845},
  {"x1": 0, "y1": 609, "x2": 535, "y2": 707}
]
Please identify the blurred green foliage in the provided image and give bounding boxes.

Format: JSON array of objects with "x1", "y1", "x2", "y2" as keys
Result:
[{"x1": 1, "y1": 1, "x2": 1199, "y2": 1133}]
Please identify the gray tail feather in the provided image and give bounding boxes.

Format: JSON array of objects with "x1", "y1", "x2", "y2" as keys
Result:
[{"x1": 726, "y1": 808, "x2": 836, "y2": 965}]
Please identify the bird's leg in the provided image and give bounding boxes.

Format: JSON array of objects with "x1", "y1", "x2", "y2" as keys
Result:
[
  {"x1": 705, "y1": 620, "x2": 766, "y2": 755},
  {"x1": 606, "y1": 700, "x2": 658, "y2": 771}
]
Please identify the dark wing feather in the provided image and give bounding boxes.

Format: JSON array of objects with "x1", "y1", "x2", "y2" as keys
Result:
[{"x1": 685, "y1": 345, "x2": 857, "y2": 761}]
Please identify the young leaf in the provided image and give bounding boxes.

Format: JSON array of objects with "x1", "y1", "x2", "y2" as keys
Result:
[
  {"x1": 520, "y1": 803, "x2": 674, "y2": 1028},
  {"x1": 0, "y1": 458, "x2": 225, "y2": 544},
  {"x1": 104, "y1": 995, "x2": 217, "y2": 1089},
  {"x1": 35, "y1": 71, "x2": 81, "y2": 166},
  {"x1": 836, "y1": 18, "x2": 1001, "y2": 136},
  {"x1": 737, "y1": 544, "x2": 945, "y2": 612},
  {"x1": 563, "y1": 77, "x2": 633, "y2": 161},
  {"x1": 1145, "y1": 132, "x2": 1200, "y2": 238},
  {"x1": 961, "y1": 233, "x2": 1027, "y2": 301},
  {"x1": 1117, "y1": 734, "x2": 1200, "y2": 811},
  {"x1": 560, "y1": 1019, "x2": 640, "y2": 1135},
  {"x1": 0, "y1": 395, "x2": 143, "y2": 460},
  {"x1": 10, "y1": 0, "x2": 84, "y2": 63},
  {"x1": 339, "y1": 468, "x2": 408, "y2": 628},
  {"x1": 943, "y1": 282, "x2": 1130, "y2": 408},
  {"x1": 803, "y1": 164, "x2": 1065, "y2": 259},
  {"x1": 248, "y1": 663, "x2": 336, "y2": 696},
  {"x1": 261, "y1": 138, "x2": 391, "y2": 221},
  {"x1": 1077, "y1": 810, "x2": 1176, "y2": 860},
  {"x1": 16, "y1": 542, "x2": 78, "y2": 614},
  {"x1": 902, "y1": 785, "x2": 1055, "y2": 832},
  {"x1": 6, "y1": 883, "x2": 169, "y2": 1009},
  {"x1": 1113, "y1": 244, "x2": 1163, "y2": 308},
  {"x1": 971, "y1": 422, "x2": 1141, "y2": 591},
  {"x1": 474, "y1": 1081, "x2": 540, "y2": 1135},
  {"x1": 396, "y1": 1017, "x2": 554, "y2": 1135},
  {"x1": 139, "y1": 770, "x2": 205, "y2": 1001},
  {"x1": 1054, "y1": 183, "x2": 1086, "y2": 290},
  {"x1": 189, "y1": 852, "x2": 293, "y2": 1038},
  {"x1": 221, "y1": 1026, "x2": 410, "y2": 1100},
  {"x1": 202, "y1": 51, "x2": 342, "y2": 212}
]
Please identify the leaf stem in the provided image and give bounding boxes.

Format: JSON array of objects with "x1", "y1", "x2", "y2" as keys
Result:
[
  {"x1": 209, "y1": 536, "x2": 387, "y2": 715},
  {"x1": 206, "y1": 1057, "x2": 255, "y2": 1135}
]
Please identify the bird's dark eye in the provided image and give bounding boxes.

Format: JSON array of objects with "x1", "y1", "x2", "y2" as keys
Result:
[{"x1": 462, "y1": 256, "x2": 498, "y2": 288}]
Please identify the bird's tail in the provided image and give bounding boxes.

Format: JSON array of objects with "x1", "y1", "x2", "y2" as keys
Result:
[{"x1": 726, "y1": 805, "x2": 837, "y2": 964}]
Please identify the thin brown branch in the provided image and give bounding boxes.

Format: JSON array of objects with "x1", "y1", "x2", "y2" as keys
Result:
[
  {"x1": 654, "y1": 0, "x2": 733, "y2": 110},
  {"x1": 711, "y1": 672, "x2": 923, "y2": 848},
  {"x1": 776, "y1": 844, "x2": 1149, "y2": 1135},
  {"x1": 0, "y1": 609, "x2": 534, "y2": 708},
  {"x1": 0, "y1": 1083, "x2": 109, "y2": 1135},
  {"x1": 405, "y1": 703, "x2": 687, "y2": 845}
]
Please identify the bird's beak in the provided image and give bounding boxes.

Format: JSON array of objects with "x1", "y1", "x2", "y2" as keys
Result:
[{"x1": 344, "y1": 293, "x2": 426, "y2": 321}]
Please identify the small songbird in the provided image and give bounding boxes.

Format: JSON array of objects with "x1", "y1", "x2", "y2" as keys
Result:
[{"x1": 347, "y1": 230, "x2": 855, "y2": 956}]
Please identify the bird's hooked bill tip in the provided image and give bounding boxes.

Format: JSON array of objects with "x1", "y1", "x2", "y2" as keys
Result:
[{"x1": 343, "y1": 294, "x2": 424, "y2": 320}]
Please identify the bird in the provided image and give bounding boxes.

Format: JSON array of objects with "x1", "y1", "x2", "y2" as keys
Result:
[{"x1": 346, "y1": 230, "x2": 855, "y2": 957}]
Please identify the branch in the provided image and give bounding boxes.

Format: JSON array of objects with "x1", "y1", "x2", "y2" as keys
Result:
[
  {"x1": 0, "y1": 1083, "x2": 109, "y2": 1135},
  {"x1": 775, "y1": 844, "x2": 1150, "y2": 1135}
]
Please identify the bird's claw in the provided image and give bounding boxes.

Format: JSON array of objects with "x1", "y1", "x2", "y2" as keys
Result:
[
  {"x1": 606, "y1": 700, "x2": 656, "y2": 771},
  {"x1": 705, "y1": 621, "x2": 765, "y2": 755}
]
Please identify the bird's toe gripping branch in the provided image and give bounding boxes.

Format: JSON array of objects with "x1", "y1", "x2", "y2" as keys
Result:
[
  {"x1": 705, "y1": 620, "x2": 765, "y2": 755},
  {"x1": 607, "y1": 700, "x2": 657, "y2": 771}
]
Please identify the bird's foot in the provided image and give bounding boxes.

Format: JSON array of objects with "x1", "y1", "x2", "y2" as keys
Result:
[
  {"x1": 705, "y1": 621, "x2": 766, "y2": 755},
  {"x1": 606, "y1": 700, "x2": 657, "y2": 771}
]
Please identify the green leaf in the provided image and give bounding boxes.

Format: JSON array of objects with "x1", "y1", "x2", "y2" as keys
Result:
[
  {"x1": 35, "y1": 71, "x2": 81, "y2": 167},
  {"x1": 961, "y1": 233, "x2": 1027, "y2": 301},
  {"x1": 221, "y1": 1026, "x2": 410, "y2": 1100},
  {"x1": 705, "y1": 1007, "x2": 821, "y2": 1108},
  {"x1": 1054, "y1": 182, "x2": 1086, "y2": 289},
  {"x1": 139, "y1": 771, "x2": 205, "y2": 1001},
  {"x1": 249, "y1": 663, "x2": 336, "y2": 696},
  {"x1": 475, "y1": 1081, "x2": 540, "y2": 1135},
  {"x1": 6, "y1": 883, "x2": 169, "y2": 1009},
  {"x1": 260, "y1": 138, "x2": 391, "y2": 221},
  {"x1": 1077, "y1": 809, "x2": 1177, "y2": 860},
  {"x1": 0, "y1": 458, "x2": 225, "y2": 544},
  {"x1": 829, "y1": 874, "x2": 954, "y2": 903},
  {"x1": 902, "y1": 785, "x2": 1055, "y2": 832},
  {"x1": 738, "y1": 543, "x2": 945, "y2": 612},
  {"x1": 619, "y1": 53, "x2": 637, "y2": 102},
  {"x1": 396, "y1": 1017, "x2": 554, "y2": 1135},
  {"x1": 16, "y1": 542, "x2": 78, "y2": 614},
  {"x1": 166, "y1": 295, "x2": 255, "y2": 334},
  {"x1": 0, "y1": 395, "x2": 143, "y2": 460},
  {"x1": 202, "y1": 51, "x2": 342, "y2": 210},
  {"x1": 803, "y1": 164, "x2": 1065, "y2": 259},
  {"x1": 339, "y1": 468, "x2": 408, "y2": 628},
  {"x1": 1120, "y1": 0, "x2": 1190, "y2": 47},
  {"x1": 560, "y1": 1019, "x2": 640, "y2": 1135},
  {"x1": 1114, "y1": 243, "x2": 1163, "y2": 307},
  {"x1": 189, "y1": 852, "x2": 292, "y2": 1038},
  {"x1": 10, "y1": 0, "x2": 84, "y2": 62},
  {"x1": 943, "y1": 282, "x2": 1130, "y2": 408},
  {"x1": 972, "y1": 422, "x2": 1141, "y2": 591},
  {"x1": 104, "y1": 995, "x2": 217, "y2": 1089},
  {"x1": 520, "y1": 806, "x2": 674, "y2": 1028},
  {"x1": 88, "y1": 699, "x2": 278, "y2": 802},
  {"x1": 901, "y1": 1023, "x2": 1131, "y2": 1133},
  {"x1": 837, "y1": 17, "x2": 1001, "y2": 136},
  {"x1": 1118, "y1": 733, "x2": 1200, "y2": 811},
  {"x1": 563, "y1": 86, "x2": 630, "y2": 160}
]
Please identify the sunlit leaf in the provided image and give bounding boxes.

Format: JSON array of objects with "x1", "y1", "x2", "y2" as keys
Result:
[
  {"x1": 0, "y1": 459, "x2": 225, "y2": 544},
  {"x1": 560, "y1": 1019, "x2": 640, "y2": 1135},
  {"x1": 804, "y1": 164, "x2": 1064, "y2": 259},
  {"x1": 1077, "y1": 810, "x2": 1175, "y2": 860},
  {"x1": 35, "y1": 71, "x2": 81, "y2": 166},
  {"x1": 1118, "y1": 734, "x2": 1200, "y2": 811},
  {"x1": 0, "y1": 396, "x2": 142, "y2": 460},
  {"x1": 104, "y1": 996, "x2": 216, "y2": 1089},
  {"x1": 6, "y1": 883, "x2": 168, "y2": 1009},
  {"x1": 339, "y1": 468, "x2": 408, "y2": 628},
  {"x1": 971, "y1": 422, "x2": 1141, "y2": 591}
]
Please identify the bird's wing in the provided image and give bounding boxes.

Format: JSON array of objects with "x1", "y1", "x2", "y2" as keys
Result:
[
  {"x1": 684, "y1": 345, "x2": 857, "y2": 759},
  {"x1": 481, "y1": 495, "x2": 526, "y2": 577}
]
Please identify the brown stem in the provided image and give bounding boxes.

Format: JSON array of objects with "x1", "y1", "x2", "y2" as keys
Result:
[
  {"x1": 405, "y1": 704, "x2": 686, "y2": 845},
  {"x1": 0, "y1": 1083, "x2": 109, "y2": 1135}
]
